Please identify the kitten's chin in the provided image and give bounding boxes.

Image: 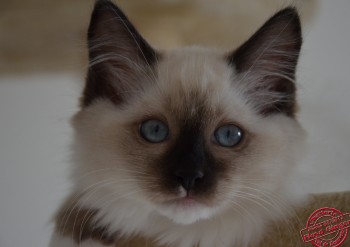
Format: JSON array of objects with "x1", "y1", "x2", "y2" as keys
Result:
[{"x1": 156, "y1": 198, "x2": 217, "y2": 225}]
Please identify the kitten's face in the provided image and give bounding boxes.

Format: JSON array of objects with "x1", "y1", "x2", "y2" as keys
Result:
[{"x1": 72, "y1": 1, "x2": 304, "y2": 225}]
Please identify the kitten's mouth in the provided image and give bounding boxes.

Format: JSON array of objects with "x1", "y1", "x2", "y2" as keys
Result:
[
  {"x1": 170, "y1": 195, "x2": 202, "y2": 208},
  {"x1": 155, "y1": 194, "x2": 216, "y2": 225}
]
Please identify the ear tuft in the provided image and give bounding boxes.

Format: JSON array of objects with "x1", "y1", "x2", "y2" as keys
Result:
[
  {"x1": 228, "y1": 7, "x2": 302, "y2": 117},
  {"x1": 82, "y1": 0, "x2": 158, "y2": 107}
]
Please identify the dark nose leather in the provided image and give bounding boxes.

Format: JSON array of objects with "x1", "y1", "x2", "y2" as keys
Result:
[{"x1": 175, "y1": 170, "x2": 204, "y2": 191}]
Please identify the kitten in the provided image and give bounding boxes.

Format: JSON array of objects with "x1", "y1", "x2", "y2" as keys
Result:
[{"x1": 50, "y1": 0, "x2": 306, "y2": 246}]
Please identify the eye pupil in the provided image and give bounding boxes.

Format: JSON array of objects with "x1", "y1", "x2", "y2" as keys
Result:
[
  {"x1": 214, "y1": 124, "x2": 243, "y2": 147},
  {"x1": 140, "y1": 119, "x2": 169, "y2": 143}
]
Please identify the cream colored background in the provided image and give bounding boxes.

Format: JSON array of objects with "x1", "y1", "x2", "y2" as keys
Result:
[{"x1": 0, "y1": 1, "x2": 349, "y2": 246}]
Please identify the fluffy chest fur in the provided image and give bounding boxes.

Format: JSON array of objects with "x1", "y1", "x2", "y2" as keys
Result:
[{"x1": 51, "y1": 1, "x2": 306, "y2": 246}]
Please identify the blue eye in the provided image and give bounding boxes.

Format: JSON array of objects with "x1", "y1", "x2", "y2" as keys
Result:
[
  {"x1": 214, "y1": 124, "x2": 243, "y2": 147},
  {"x1": 140, "y1": 119, "x2": 169, "y2": 143}
]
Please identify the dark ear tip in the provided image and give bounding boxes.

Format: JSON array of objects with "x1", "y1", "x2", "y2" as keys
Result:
[
  {"x1": 269, "y1": 7, "x2": 302, "y2": 42},
  {"x1": 91, "y1": 0, "x2": 112, "y2": 17},
  {"x1": 94, "y1": 0, "x2": 113, "y2": 7},
  {"x1": 278, "y1": 6, "x2": 299, "y2": 14},
  {"x1": 92, "y1": 0, "x2": 117, "y2": 13},
  {"x1": 273, "y1": 7, "x2": 301, "y2": 22},
  {"x1": 88, "y1": 0, "x2": 120, "y2": 40},
  {"x1": 282, "y1": 7, "x2": 302, "y2": 38}
]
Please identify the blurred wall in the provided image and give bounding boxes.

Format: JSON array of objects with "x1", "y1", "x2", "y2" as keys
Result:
[{"x1": 0, "y1": 0, "x2": 316, "y2": 74}]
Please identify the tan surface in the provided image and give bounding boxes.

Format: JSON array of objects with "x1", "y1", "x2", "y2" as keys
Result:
[
  {"x1": 0, "y1": 0, "x2": 317, "y2": 74},
  {"x1": 259, "y1": 191, "x2": 350, "y2": 247}
]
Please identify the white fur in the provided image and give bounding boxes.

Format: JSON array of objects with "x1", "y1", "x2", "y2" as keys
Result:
[{"x1": 52, "y1": 47, "x2": 306, "y2": 247}]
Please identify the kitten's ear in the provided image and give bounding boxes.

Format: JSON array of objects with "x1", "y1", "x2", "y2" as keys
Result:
[
  {"x1": 228, "y1": 8, "x2": 302, "y2": 117},
  {"x1": 82, "y1": 0, "x2": 158, "y2": 107}
]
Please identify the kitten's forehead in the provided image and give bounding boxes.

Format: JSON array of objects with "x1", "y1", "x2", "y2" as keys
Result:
[
  {"x1": 123, "y1": 47, "x2": 255, "y2": 129},
  {"x1": 158, "y1": 47, "x2": 231, "y2": 92},
  {"x1": 154, "y1": 47, "x2": 235, "y2": 118}
]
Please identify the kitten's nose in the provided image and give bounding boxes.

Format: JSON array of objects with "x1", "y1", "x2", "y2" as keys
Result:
[{"x1": 175, "y1": 170, "x2": 204, "y2": 191}]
